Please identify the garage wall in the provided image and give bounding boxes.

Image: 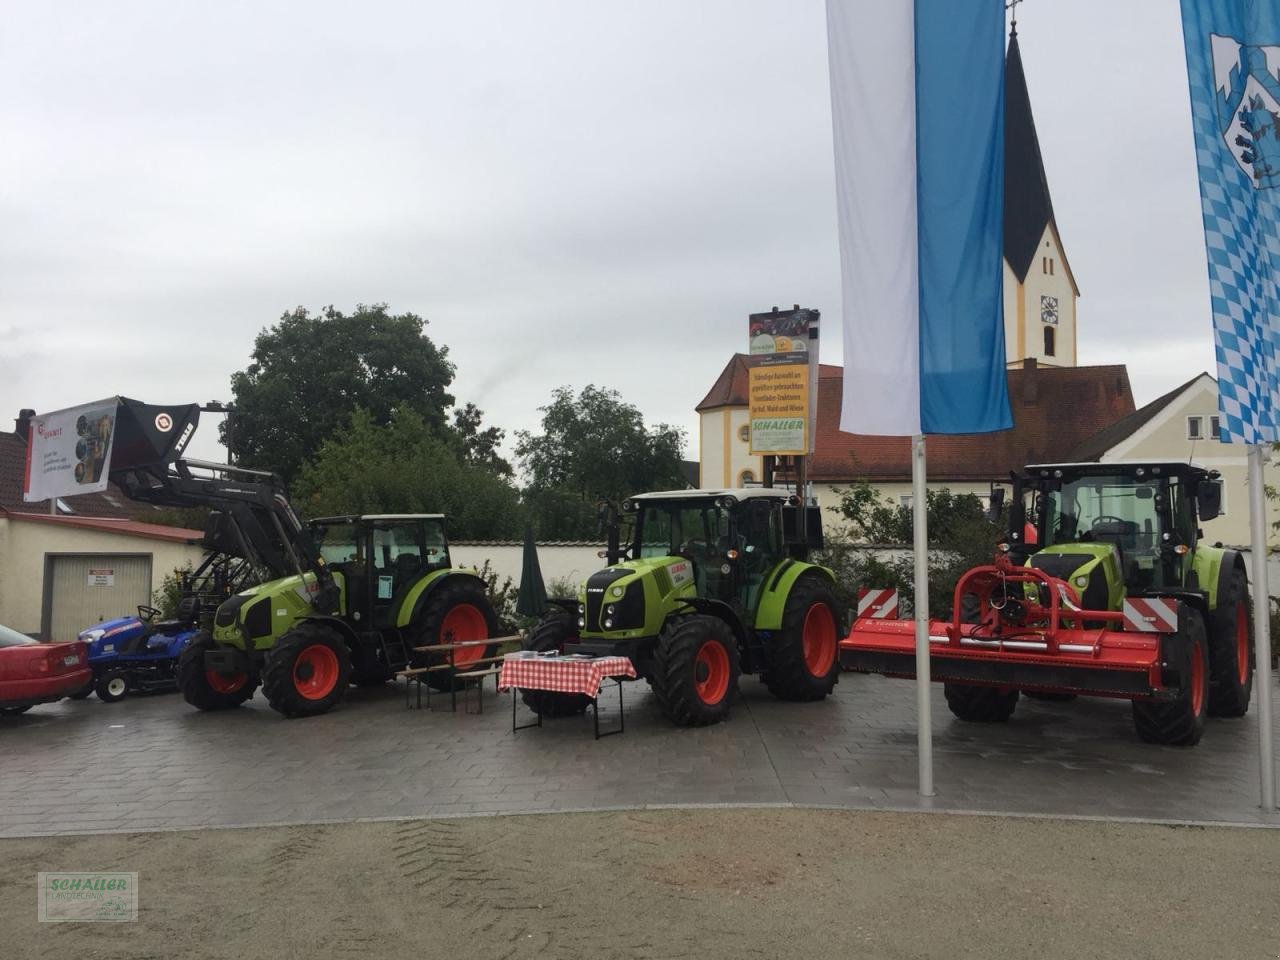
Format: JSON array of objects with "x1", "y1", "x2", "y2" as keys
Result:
[{"x1": 0, "y1": 518, "x2": 203, "y2": 637}]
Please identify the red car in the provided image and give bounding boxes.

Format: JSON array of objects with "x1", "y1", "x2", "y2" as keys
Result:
[{"x1": 0, "y1": 623, "x2": 90, "y2": 716}]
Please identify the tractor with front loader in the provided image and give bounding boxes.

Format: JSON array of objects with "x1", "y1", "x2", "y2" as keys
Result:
[
  {"x1": 100, "y1": 398, "x2": 499, "y2": 718},
  {"x1": 522, "y1": 488, "x2": 842, "y2": 726},
  {"x1": 840, "y1": 461, "x2": 1253, "y2": 745}
]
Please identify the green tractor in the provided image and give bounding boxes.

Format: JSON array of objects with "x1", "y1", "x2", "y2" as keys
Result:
[
  {"x1": 180, "y1": 514, "x2": 499, "y2": 718},
  {"x1": 522, "y1": 488, "x2": 842, "y2": 726}
]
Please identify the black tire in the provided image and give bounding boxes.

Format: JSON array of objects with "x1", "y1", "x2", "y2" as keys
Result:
[
  {"x1": 944, "y1": 684, "x2": 1019, "y2": 722},
  {"x1": 94, "y1": 670, "x2": 130, "y2": 703},
  {"x1": 764, "y1": 575, "x2": 841, "y2": 701},
  {"x1": 1132, "y1": 608, "x2": 1209, "y2": 746},
  {"x1": 520, "y1": 610, "x2": 592, "y2": 718},
  {"x1": 649, "y1": 615, "x2": 740, "y2": 727},
  {"x1": 411, "y1": 578, "x2": 501, "y2": 692},
  {"x1": 0, "y1": 705, "x2": 32, "y2": 716},
  {"x1": 262, "y1": 622, "x2": 352, "y2": 719},
  {"x1": 68, "y1": 682, "x2": 93, "y2": 700},
  {"x1": 1207, "y1": 568, "x2": 1254, "y2": 718},
  {"x1": 1022, "y1": 691, "x2": 1077, "y2": 702},
  {"x1": 178, "y1": 631, "x2": 257, "y2": 711}
]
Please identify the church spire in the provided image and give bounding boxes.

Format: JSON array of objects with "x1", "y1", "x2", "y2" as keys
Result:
[{"x1": 1004, "y1": 24, "x2": 1057, "y2": 283}]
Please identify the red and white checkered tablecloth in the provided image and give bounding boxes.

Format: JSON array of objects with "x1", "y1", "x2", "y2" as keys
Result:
[{"x1": 498, "y1": 653, "x2": 637, "y2": 699}]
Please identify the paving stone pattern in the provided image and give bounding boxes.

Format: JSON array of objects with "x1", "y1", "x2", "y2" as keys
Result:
[{"x1": 2, "y1": 672, "x2": 1278, "y2": 838}]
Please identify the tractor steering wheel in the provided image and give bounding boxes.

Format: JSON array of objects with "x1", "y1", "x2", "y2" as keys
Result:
[
  {"x1": 1090, "y1": 515, "x2": 1127, "y2": 530},
  {"x1": 137, "y1": 604, "x2": 161, "y2": 622}
]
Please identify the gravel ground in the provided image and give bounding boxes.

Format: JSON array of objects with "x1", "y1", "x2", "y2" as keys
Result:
[{"x1": 1, "y1": 808, "x2": 1276, "y2": 960}]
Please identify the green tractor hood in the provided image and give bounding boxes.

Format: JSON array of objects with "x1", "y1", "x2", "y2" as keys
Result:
[
  {"x1": 1026, "y1": 543, "x2": 1123, "y2": 612},
  {"x1": 578, "y1": 555, "x2": 697, "y2": 640},
  {"x1": 212, "y1": 571, "x2": 347, "y2": 651}
]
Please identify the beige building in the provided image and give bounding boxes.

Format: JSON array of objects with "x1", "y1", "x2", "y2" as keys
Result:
[{"x1": 1072, "y1": 373, "x2": 1278, "y2": 548}]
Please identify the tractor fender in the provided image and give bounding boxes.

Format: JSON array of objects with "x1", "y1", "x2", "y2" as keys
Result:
[
  {"x1": 1212, "y1": 550, "x2": 1248, "y2": 612},
  {"x1": 672, "y1": 598, "x2": 750, "y2": 649},
  {"x1": 396, "y1": 569, "x2": 488, "y2": 629},
  {"x1": 296, "y1": 615, "x2": 361, "y2": 650},
  {"x1": 754, "y1": 562, "x2": 837, "y2": 631}
]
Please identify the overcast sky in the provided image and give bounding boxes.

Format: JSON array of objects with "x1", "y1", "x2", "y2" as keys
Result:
[{"x1": 0, "y1": 1, "x2": 1212, "y2": 466}]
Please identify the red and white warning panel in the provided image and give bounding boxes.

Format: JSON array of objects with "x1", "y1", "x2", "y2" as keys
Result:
[
  {"x1": 1122, "y1": 597, "x2": 1180, "y2": 633},
  {"x1": 857, "y1": 588, "x2": 899, "y2": 620}
]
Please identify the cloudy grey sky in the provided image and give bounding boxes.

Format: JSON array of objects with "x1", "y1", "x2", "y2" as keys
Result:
[{"x1": 0, "y1": 1, "x2": 1211, "y2": 465}]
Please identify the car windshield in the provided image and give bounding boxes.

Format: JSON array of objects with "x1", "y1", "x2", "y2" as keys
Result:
[
  {"x1": 0, "y1": 623, "x2": 36, "y2": 647},
  {"x1": 635, "y1": 501, "x2": 731, "y2": 559}
]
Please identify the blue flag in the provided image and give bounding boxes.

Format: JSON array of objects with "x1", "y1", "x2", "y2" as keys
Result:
[
  {"x1": 1181, "y1": 0, "x2": 1280, "y2": 443},
  {"x1": 827, "y1": 0, "x2": 1011, "y2": 437}
]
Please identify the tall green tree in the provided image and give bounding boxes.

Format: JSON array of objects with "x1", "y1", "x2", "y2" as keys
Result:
[
  {"x1": 293, "y1": 409, "x2": 522, "y2": 540},
  {"x1": 224, "y1": 304, "x2": 456, "y2": 485},
  {"x1": 515, "y1": 385, "x2": 687, "y2": 539}
]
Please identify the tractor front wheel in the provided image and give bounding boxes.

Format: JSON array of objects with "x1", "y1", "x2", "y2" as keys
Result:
[
  {"x1": 1132, "y1": 609, "x2": 1209, "y2": 746},
  {"x1": 650, "y1": 616, "x2": 740, "y2": 727},
  {"x1": 1207, "y1": 568, "x2": 1253, "y2": 718},
  {"x1": 94, "y1": 670, "x2": 130, "y2": 703},
  {"x1": 944, "y1": 684, "x2": 1019, "y2": 723},
  {"x1": 262, "y1": 623, "x2": 352, "y2": 718},
  {"x1": 764, "y1": 575, "x2": 841, "y2": 702},
  {"x1": 178, "y1": 632, "x2": 257, "y2": 711},
  {"x1": 413, "y1": 579, "x2": 500, "y2": 692},
  {"x1": 520, "y1": 610, "x2": 592, "y2": 718}
]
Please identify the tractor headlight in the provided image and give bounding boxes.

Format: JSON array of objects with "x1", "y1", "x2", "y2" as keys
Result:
[
  {"x1": 610, "y1": 586, "x2": 624, "y2": 598},
  {"x1": 604, "y1": 618, "x2": 614, "y2": 628},
  {"x1": 1075, "y1": 576, "x2": 1088, "y2": 588},
  {"x1": 79, "y1": 628, "x2": 105, "y2": 643},
  {"x1": 577, "y1": 617, "x2": 586, "y2": 628},
  {"x1": 606, "y1": 604, "x2": 616, "y2": 615}
]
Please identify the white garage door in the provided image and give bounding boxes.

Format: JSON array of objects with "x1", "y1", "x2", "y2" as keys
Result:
[{"x1": 46, "y1": 555, "x2": 152, "y2": 642}]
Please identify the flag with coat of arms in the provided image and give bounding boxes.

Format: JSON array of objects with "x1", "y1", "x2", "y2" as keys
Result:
[{"x1": 1182, "y1": 0, "x2": 1280, "y2": 443}]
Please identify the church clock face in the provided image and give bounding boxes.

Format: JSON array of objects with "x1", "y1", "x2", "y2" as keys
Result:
[{"x1": 1040, "y1": 295, "x2": 1059, "y2": 324}]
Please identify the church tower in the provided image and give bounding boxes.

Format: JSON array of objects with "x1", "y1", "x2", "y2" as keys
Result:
[{"x1": 1003, "y1": 23, "x2": 1080, "y2": 368}]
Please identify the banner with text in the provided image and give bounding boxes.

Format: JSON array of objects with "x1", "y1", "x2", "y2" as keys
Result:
[
  {"x1": 23, "y1": 400, "x2": 120, "y2": 503},
  {"x1": 748, "y1": 308, "x2": 817, "y2": 456}
]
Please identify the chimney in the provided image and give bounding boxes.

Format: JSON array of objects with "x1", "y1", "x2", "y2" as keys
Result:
[
  {"x1": 15, "y1": 408, "x2": 35, "y2": 442},
  {"x1": 1022, "y1": 357, "x2": 1038, "y2": 404}
]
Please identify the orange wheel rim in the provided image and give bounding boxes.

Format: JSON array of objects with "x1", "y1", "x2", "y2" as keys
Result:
[
  {"x1": 293, "y1": 644, "x2": 340, "y2": 700},
  {"x1": 1235, "y1": 602, "x2": 1249, "y2": 685},
  {"x1": 441, "y1": 604, "x2": 488, "y2": 667},
  {"x1": 206, "y1": 670, "x2": 246, "y2": 695},
  {"x1": 694, "y1": 640, "x2": 730, "y2": 705},
  {"x1": 801, "y1": 603, "x2": 837, "y2": 677},
  {"x1": 1190, "y1": 638, "x2": 1206, "y2": 717}
]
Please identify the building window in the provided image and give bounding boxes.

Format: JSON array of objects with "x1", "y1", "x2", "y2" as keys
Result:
[
  {"x1": 1040, "y1": 295, "x2": 1059, "y2": 324},
  {"x1": 1042, "y1": 256, "x2": 1055, "y2": 276},
  {"x1": 1210, "y1": 415, "x2": 1221, "y2": 440},
  {"x1": 738, "y1": 424, "x2": 750, "y2": 442},
  {"x1": 738, "y1": 470, "x2": 756, "y2": 486},
  {"x1": 899, "y1": 495, "x2": 913, "y2": 509},
  {"x1": 1043, "y1": 326, "x2": 1055, "y2": 357},
  {"x1": 1187, "y1": 416, "x2": 1203, "y2": 439}
]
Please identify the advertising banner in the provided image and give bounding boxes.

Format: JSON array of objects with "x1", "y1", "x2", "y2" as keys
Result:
[
  {"x1": 23, "y1": 399, "x2": 120, "y2": 502},
  {"x1": 748, "y1": 307, "x2": 817, "y2": 456}
]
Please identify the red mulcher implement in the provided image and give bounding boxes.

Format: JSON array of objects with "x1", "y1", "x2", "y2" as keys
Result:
[{"x1": 840, "y1": 461, "x2": 1255, "y2": 746}]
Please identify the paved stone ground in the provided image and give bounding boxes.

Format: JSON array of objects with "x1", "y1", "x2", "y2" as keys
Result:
[{"x1": 2, "y1": 672, "x2": 1278, "y2": 837}]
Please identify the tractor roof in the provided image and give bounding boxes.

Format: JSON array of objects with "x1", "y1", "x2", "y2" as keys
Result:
[
  {"x1": 1021, "y1": 461, "x2": 1211, "y2": 481},
  {"x1": 626, "y1": 487, "x2": 797, "y2": 504},
  {"x1": 310, "y1": 514, "x2": 446, "y2": 524}
]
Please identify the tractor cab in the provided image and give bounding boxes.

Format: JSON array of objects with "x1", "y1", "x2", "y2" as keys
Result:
[
  {"x1": 1007, "y1": 462, "x2": 1223, "y2": 603},
  {"x1": 310, "y1": 514, "x2": 451, "y2": 627}
]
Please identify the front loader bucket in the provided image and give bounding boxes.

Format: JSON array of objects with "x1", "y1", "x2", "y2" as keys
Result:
[{"x1": 109, "y1": 398, "x2": 201, "y2": 474}]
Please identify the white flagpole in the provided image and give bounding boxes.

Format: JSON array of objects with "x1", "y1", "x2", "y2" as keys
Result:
[
  {"x1": 1247, "y1": 444, "x2": 1276, "y2": 809},
  {"x1": 912, "y1": 433, "x2": 935, "y2": 797}
]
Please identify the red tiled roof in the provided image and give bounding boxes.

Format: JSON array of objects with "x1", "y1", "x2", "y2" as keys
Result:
[
  {"x1": 701, "y1": 355, "x2": 1136, "y2": 482},
  {"x1": 0, "y1": 430, "x2": 162, "y2": 520},
  {"x1": 3, "y1": 513, "x2": 202, "y2": 544}
]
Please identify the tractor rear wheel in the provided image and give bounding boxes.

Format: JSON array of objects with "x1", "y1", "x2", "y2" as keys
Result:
[
  {"x1": 944, "y1": 684, "x2": 1019, "y2": 722},
  {"x1": 262, "y1": 623, "x2": 352, "y2": 718},
  {"x1": 519, "y1": 610, "x2": 592, "y2": 718},
  {"x1": 413, "y1": 579, "x2": 500, "y2": 692},
  {"x1": 1132, "y1": 609, "x2": 1209, "y2": 746},
  {"x1": 178, "y1": 632, "x2": 257, "y2": 711},
  {"x1": 650, "y1": 615, "x2": 740, "y2": 727},
  {"x1": 764, "y1": 575, "x2": 841, "y2": 701},
  {"x1": 1207, "y1": 568, "x2": 1253, "y2": 718}
]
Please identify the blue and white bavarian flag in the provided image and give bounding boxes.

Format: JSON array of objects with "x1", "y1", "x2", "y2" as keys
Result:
[
  {"x1": 1182, "y1": 0, "x2": 1280, "y2": 443},
  {"x1": 826, "y1": 0, "x2": 1011, "y2": 437}
]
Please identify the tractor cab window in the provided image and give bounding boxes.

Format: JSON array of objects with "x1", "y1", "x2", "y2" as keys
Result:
[
  {"x1": 737, "y1": 500, "x2": 783, "y2": 610},
  {"x1": 1043, "y1": 475, "x2": 1163, "y2": 583},
  {"x1": 635, "y1": 502, "x2": 730, "y2": 560},
  {"x1": 315, "y1": 523, "x2": 361, "y2": 565}
]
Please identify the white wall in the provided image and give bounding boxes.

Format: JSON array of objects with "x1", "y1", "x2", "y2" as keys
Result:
[
  {"x1": 699, "y1": 407, "x2": 765, "y2": 489},
  {"x1": 0, "y1": 518, "x2": 204, "y2": 635},
  {"x1": 450, "y1": 542, "x2": 605, "y2": 595}
]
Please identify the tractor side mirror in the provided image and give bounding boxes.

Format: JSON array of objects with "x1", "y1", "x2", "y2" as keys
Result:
[{"x1": 1197, "y1": 480, "x2": 1223, "y2": 522}]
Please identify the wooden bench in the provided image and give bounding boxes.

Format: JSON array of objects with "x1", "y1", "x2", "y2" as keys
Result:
[{"x1": 402, "y1": 635, "x2": 522, "y2": 711}]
